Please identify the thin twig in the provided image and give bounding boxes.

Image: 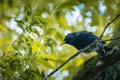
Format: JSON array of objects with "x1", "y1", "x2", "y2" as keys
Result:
[
  {"x1": 44, "y1": 51, "x2": 81, "y2": 80},
  {"x1": 99, "y1": 15, "x2": 120, "y2": 39},
  {"x1": 11, "y1": 31, "x2": 24, "y2": 46}
]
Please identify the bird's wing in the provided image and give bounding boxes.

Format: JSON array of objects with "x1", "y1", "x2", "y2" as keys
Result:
[{"x1": 87, "y1": 32, "x2": 106, "y2": 44}]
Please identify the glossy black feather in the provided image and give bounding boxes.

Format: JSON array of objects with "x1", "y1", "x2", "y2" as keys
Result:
[{"x1": 64, "y1": 30, "x2": 110, "y2": 56}]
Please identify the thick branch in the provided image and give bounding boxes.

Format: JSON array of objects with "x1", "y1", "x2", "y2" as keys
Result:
[{"x1": 73, "y1": 46, "x2": 120, "y2": 80}]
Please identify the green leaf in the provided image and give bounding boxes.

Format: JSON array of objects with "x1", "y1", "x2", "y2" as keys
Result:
[
  {"x1": 45, "y1": 27, "x2": 57, "y2": 35},
  {"x1": 55, "y1": 31, "x2": 64, "y2": 41},
  {"x1": 56, "y1": 0, "x2": 79, "y2": 11},
  {"x1": 37, "y1": 58, "x2": 54, "y2": 69},
  {"x1": 32, "y1": 41, "x2": 45, "y2": 54}
]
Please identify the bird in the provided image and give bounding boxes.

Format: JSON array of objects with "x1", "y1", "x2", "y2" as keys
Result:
[{"x1": 61, "y1": 30, "x2": 111, "y2": 56}]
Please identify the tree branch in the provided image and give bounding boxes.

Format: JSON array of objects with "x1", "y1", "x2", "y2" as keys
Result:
[
  {"x1": 44, "y1": 51, "x2": 81, "y2": 80},
  {"x1": 11, "y1": 31, "x2": 24, "y2": 46},
  {"x1": 73, "y1": 43, "x2": 120, "y2": 80},
  {"x1": 99, "y1": 14, "x2": 120, "y2": 39}
]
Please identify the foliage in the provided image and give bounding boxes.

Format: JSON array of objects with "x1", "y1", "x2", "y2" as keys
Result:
[{"x1": 0, "y1": 0, "x2": 120, "y2": 80}]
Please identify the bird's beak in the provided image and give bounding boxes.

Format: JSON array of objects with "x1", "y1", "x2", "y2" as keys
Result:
[{"x1": 60, "y1": 41, "x2": 66, "y2": 46}]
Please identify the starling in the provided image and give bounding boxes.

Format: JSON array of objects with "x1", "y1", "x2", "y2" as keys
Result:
[{"x1": 61, "y1": 30, "x2": 111, "y2": 56}]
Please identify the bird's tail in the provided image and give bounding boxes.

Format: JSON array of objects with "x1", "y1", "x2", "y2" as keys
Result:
[{"x1": 96, "y1": 46, "x2": 112, "y2": 56}]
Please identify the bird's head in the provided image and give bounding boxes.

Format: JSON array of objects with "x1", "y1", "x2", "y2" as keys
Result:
[{"x1": 60, "y1": 33, "x2": 76, "y2": 46}]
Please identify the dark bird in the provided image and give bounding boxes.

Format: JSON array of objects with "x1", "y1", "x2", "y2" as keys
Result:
[{"x1": 61, "y1": 30, "x2": 111, "y2": 56}]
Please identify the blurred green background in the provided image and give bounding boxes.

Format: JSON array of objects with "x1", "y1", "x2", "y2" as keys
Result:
[{"x1": 0, "y1": 0, "x2": 120, "y2": 80}]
